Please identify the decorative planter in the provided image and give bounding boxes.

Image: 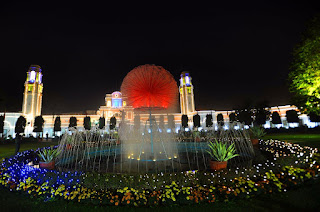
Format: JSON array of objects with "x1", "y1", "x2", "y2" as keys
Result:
[
  {"x1": 39, "y1": 161, "x2": 55, "y2": 170},
  {"x1": 251, "y1": 138, "x2": 259, "y2": 146},
  {"x1": 66, "y1": 144, "x2": 72, "y2": 150},
  {"x1": 195, "y1": 137, "x2": 201, "y2": 142},
  {"x1": 209, "y1": 160, "x2": 227, "y2": 171},
  {"x1": 116, "y1": 139, "x2": 121, "y2": 145}
]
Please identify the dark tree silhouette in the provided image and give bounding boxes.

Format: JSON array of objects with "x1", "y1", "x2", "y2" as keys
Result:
[
  {"x1": 15, "y1": 116, "x2": 26, "y2": 134},
  {"x1": 98, "y1": 117, "x2": 105, "y2": 129},
  {"x1": 54, "y1": 116, "x2": 61, "y2": 135},
  {"x1": 271, "y1": 111, "x2": 282, "y2": 125},
  {"x1": 33, "y1": 116, "x2": 45, "y2": 137},
  {"x1": 237, "y1": 110, "x2": 252, "y2": 126},
  {"x1": 229, "y1": 112, "x2": 236, "y2": 123},
  {"x1": 286, "y1": 110, "x2": 300, "y2": 124},
  {"x1": 69, "y1": 116, "x2": 77, "y2": 128},
  {"x1": 84, "y1": 116, "x2": 91, "y2": 130},
  {"x1": 205, "y1": 114, "x2": 213, "y2": 127},
  {"x1": 0, "y1": 115, "x2": 4, "y2": 135},
  {"x1": 193, "y1": 114, "x2": 200, "y2": 128},
  {"x1": 309, "y1": 111, "x2": 320, "y2": 123},
  {"x1": 254, "y1": 101, "x2": 270, "y2": 126},
  {"x1": 110, "y1": 116, "x2": 116, "y2": 130},
  {"x1": 181, "y1": 115, "x2": 188, "y2": 128},
  {"x1": 217, "y1": 113, "x2": 224, "y2": 126}
]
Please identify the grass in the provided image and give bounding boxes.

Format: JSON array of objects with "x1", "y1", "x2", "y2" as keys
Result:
[
  {"x1": 0, "y1": 140, "x2": 58, "y2": 158},
  {"x1": 263, "y1": 133, "x2": 320, "y2": 148},
  {"x1": 0, "y1": 134, "x2": 319, "y2": 211}
]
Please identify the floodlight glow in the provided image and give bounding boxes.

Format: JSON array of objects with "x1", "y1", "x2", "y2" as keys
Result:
[{"x1": 29, "y1": 71, "x2": 36, "y2": 83}]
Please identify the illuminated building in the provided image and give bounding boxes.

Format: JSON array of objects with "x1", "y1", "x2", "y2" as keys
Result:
[
  {"x1": 0, "y1": 64, "x2": 312, "y2": 138},
  {"x1": 179, "y1": 72, "x2": 195, "y2": 115}
]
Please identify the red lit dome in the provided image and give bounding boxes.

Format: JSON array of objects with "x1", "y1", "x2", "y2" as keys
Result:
[{"x1": 121, "y1": 64, "x2": 178, "y2": 109}]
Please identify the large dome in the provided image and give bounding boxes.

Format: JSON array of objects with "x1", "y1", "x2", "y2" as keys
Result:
[{"x1": 121, "y1": 64, "x2": 178, "y2": 109}]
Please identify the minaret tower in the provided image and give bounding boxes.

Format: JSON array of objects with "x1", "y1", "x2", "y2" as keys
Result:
[
  {"x1": 22, "y1": 65, "x2": 43, "y2": 125},
  {"x1": 179, "y1": 72, "x2": 195, "y2": 114}
]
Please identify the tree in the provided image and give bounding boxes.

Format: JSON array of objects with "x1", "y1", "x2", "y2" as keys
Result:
[
  {"x1": 110, "y1": 116, "x2": 116, "y2": 130},
  {"x1": 216, "y1": 113, "x2": 224, "y2": 127},
  {"x1": 286, "y1": 110, "x2": 300, "y2": 124},
  {"x1": 84, "y1": 116, "x2": 91, "y2": 130},
  {"x1": 0, "y1": 115, "x2": 4, "y2": 135},
  {"x1": 69, "y1": 116, "x2": 77, "y2": 128},
  {"x1": 33, "y1": 116, "x2": 45, "y2": 137},
  {"x1": 237, "y1": 110, "x2": 252, "y2": 126},
  {"x1": 288, "y1": 14, "x2": 320, "y2": 114},
  {"x1": 271, "y1": 111, "x2": 282, "y2": 125},
  {"x1": 229, "y1": 112, "x2": 236, "y2": 123},
  {"x1": 309, "y1": 111, "x2": 320, "y2": 122},
  {"x1": 98, "y1": 117, "x2": 105, "y2": 129},
  {"x1": 205, "y1": 114, "x2": 213, "y2": 127},
  {"x1": 181, "y1": 115, "x2": 188, "y2": 129},
  {"x1": 54, "y1": 116, "x2": 61, "y2": 135},
  {"x1": 254, "y1": 101, "x2": 270, "y2": 126},
  {"x1": 15, "y1": 116, "x2": 26, "y2": 134},
  {"x1": 193, "y1": 114, "x2": 200, "y2": 128}
]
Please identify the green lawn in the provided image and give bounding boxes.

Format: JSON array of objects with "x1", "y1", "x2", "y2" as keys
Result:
[
  {"x1": 263, "y1": 133, "x2": 320, "y2": 148},
  {"x1": 0, "y1": 140, "x2": 58, "y2": 158},
  {"x1": 0, "y1": 134, "x2": 319, "y2": 211}
]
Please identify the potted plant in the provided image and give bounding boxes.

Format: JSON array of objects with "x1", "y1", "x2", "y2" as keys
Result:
[
  {"x1": 38, "y1": 147, "x2": 60, "y2": 170},
  {"x1": 206, "y1": 140, "x2": 239, "y2": 170},
  {"x1": 249, "y1": 126, "x2": 266, "y2": 145}
]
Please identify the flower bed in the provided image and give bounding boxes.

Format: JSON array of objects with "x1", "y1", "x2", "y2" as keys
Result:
[{"x1": 0, "y1": 140, "x2": 319, "y2": 207}]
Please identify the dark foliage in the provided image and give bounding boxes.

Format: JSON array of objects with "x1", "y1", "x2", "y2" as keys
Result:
[
  {"x1": 229, "y1": 113, "x2": 236, "y2": 123},
  {"x1": 110, "y1": 116, "x2": 116, "y2": 130},
  {"x1": 69, "y1": 116, "x2": 77, "y2": 128},
  {"x1": 84, "y1": 116, "x2": 91, "y2": 130},
  {"x1": 286, "y1": 110, "x2": 300, "y2": 123},
  {"x1": 193, "y1": 114, "x2": 200, "y2": 128},
  {"x1": 271, "y1": 111, "x2": 282, "y2": 125},
  {"x1": 54, "y1": 116, "x2": 61, "y2": 132},
  {"x1": 205, "y1": 114, "x2": 213, "y2": 127},
  {"x1": 217, "y1": 113, "x2": 224, "y2": 126},
  {"x1": 0, "y1": 115, "x2": 4, "y2": 134},
  {"x1": 181, "y1": 114, "x2": 188, "y2": 128},
  {"x1": 15, "y1": 116, "x2": 26, "y2": 134},
  {"x1": 33, "y1": 116, "x2": 44, "y2": 133},
  {"x1": 98, "y1": 117, "x2": 105, "y2": 129}
]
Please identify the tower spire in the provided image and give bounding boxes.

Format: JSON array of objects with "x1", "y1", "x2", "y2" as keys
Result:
[
  {"x1": 179, "y1": 72, "x2": 195, "y2": 114},
  {"x1": 22, "y1": 65, "x2": 43, "y2": 127}
]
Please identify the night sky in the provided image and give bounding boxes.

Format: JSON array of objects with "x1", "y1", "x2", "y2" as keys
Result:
[{"x1": 0, "y1": 1, "x2": 319, "y2": 114}]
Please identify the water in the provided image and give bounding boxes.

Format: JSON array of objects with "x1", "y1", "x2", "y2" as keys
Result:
[{"x1": 55, "y1": 122, "x2": 255, "y2": 173}]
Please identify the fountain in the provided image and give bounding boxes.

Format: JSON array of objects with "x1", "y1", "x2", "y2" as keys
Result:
[{"x1": 55, "y1": 65, "x2": 255, "y2": 173}]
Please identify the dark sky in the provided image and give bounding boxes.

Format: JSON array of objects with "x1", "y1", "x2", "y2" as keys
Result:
[{"x1": 0, "y1": 1, "x2": 319, "y2": 114}]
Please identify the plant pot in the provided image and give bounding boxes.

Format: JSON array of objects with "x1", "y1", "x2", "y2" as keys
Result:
[
  {"x1": 209, "y1": 160, "x2": 227, "y2": 171},
  {"x1": 116, "y1": 139, "x2": 121, "y2": 145},
  {"x1": 195, "y1": 137, "x2": 201, "y2": 142},
  {"x1": 66, "y1": 144, "x2": 72, "y2": 150},
  {"x1": 251, "y1": 138, "x2": 259, "y2": 146},
  {"x1": 39, "y1": 161, "x2": 55, "y2": 170}
]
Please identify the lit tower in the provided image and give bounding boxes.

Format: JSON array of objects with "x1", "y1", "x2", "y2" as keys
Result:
[
  {"x1": 22, "y1": 65, "x2": 43, "y2": 125},
  {"x1": 179, "y1": 72, "x2": 195, "y2": 114}
]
